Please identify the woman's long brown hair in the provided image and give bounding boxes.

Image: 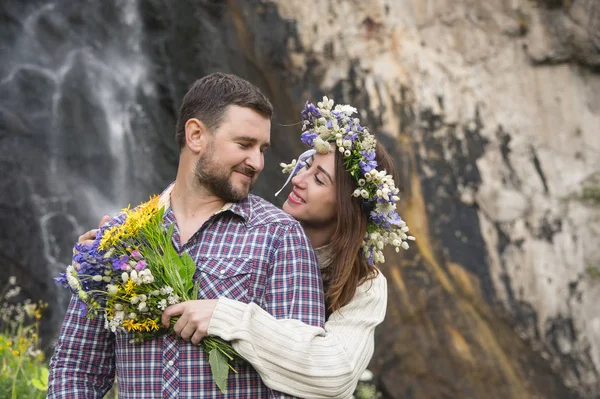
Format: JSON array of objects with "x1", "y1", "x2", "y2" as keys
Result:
[{"x1": 324, "y1": 141, "x2": 398, "y2": 312}]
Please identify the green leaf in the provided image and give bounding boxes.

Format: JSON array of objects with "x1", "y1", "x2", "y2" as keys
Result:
[
  {"x1": 208, "y1": 348, "x2": 230, "y2": 393},
  {"x1": 30, "y1": 377, "x2": 48, "y2": 391}
]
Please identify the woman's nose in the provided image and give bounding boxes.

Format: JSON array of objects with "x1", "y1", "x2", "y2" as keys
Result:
[{"x1": 291, "y1": 172, "x2": 306, "y2": 188}]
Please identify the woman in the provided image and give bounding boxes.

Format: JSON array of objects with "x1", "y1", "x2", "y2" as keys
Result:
[{"x1": 79, "y1": 97, "x2": 413, "y2": 398}]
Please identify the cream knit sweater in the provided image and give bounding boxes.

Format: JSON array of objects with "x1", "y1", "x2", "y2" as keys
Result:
[{"x1": 208, "y1": 246, "x2": 388, "y2": 398}]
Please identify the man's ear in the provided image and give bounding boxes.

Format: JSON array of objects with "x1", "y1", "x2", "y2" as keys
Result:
[{"x1": 185, "y1": 118, "x2": 210, "y2": 153}]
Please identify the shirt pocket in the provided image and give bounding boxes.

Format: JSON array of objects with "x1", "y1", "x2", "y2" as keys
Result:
[{"x1": 195, "y1": 257, "x2": 254, "y2": 303}]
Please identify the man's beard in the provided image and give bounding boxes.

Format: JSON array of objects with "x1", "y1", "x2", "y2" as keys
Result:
[{"x1": 194, "y1": 153, "x2": 257, "y2": 202}]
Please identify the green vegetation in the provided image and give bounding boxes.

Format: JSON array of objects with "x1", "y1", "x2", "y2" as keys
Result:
[{"x1": 0, "y1": 277, "x2": 48, "y2": 399}]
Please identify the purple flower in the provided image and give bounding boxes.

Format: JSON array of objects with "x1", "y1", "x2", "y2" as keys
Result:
[
  {"x1": 135, "y1": 260, "x2": 147, "y2": 271},
  {"x1": 78, "y1": 300, "x2": 87, "y2": 317},
  {"x1": 301, "y1": 101, "x2": 321, "y2": 122},
  {"x1": 112, "y1": 255, "x2": 130, "y2": 271},
  {"x1": 54, "y1": 274, "x2": 68, "y2": 288},
  {"x1": 301, "y1": 131, "x2": 318, "y2": 146},
  {"x1": 131, "y1": 250, "x2": 142, "y2": 260},
  {"x1": 359, "y1": 151, "x2": 378, "y2": 173}
]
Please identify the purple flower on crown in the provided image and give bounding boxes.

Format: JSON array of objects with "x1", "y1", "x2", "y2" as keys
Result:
[
  {"x1": 301, "y1": 131, "x2": 318, "y2": 146},
  {"x1": 301, "y1": 101, "x2": 321, "y2": 123},
  {"x1": 359, "y1": 151, "x2": 378, "y2": 173}
]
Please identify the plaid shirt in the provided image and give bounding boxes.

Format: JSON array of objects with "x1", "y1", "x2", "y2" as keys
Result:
[{"x1": 48, "y1": 191, "x2": 325, "y2": 398}]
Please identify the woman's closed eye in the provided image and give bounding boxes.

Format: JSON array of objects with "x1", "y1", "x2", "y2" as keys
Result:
[{"x1": 314, "y1": 174, "x2": 324, "y2": 186}]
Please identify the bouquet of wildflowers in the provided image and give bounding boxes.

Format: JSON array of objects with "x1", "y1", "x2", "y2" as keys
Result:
[{"x1": 54, "y1": 196, "x2": 239, "y2": 393}]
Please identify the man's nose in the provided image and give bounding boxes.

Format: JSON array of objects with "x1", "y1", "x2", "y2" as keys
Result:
[{"x1": 245, "y1": 148, "x2": 264, "y2": 173}]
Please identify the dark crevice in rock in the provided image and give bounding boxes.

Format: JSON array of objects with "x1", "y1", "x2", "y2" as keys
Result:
[{"x1": 530, "y1": 144, "x2": 550, "y2": 193}]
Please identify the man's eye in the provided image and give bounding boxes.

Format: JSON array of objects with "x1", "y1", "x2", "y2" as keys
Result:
[{"x1": 238, "y1": 143, "x2": 250, "y2": 149}]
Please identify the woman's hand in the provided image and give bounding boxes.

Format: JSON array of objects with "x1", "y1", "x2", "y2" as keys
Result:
[
  {"x1": 161, "y1": 299, "x2": 219, "y2": 345},
  {"x1": 72, "y1": 214, "x2": 111, "y2": 269}
]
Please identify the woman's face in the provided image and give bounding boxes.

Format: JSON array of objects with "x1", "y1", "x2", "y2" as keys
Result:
[{"x1": 282, "y1": 152, "x2": 338, "y2": 228}]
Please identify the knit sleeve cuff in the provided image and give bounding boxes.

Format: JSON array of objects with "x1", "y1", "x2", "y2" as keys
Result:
[{"x1": 207, "y1": 296, "x2": 248, "y2": 339}]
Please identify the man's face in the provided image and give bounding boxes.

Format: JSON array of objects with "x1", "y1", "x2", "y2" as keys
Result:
[{"x1": 194, "y1": 105, "x2": 271, "y2": 201}]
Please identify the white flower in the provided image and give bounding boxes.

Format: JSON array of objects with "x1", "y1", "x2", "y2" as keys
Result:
[
  {"x1": 128, "y1": 312, "x2": 137, "y2": 319},
  {"x1": 138, "y1": 302, "x2": 148, "y2": 312},
  {"x1": 160, "y1": 286, "x2": 174, "y2": 295},
  {"x1": 401, "y1": 241, "x2": 410, "y2": 250},
  {"x1": 103, "y1": 248, "x2": 115, "y2": 259},
  {"x1": 168, "y1": 295, "x2": 180, "y2": 305},
  {"x1": 280, "y1": 159, "x2": 297, "y2": 174},
  {"x1": 92, "y1": 275, "x2": 103, "y2": 282},
  {"x1": 360, "y1": 190, "x2": 369, "y2": 199},
  {"x1": 130, "y1": 296, "x2": 140, "y2": 305},
  {"x1": 107, "y1": 285, "x2": 118, "y2": 296},
  {"x1": 157, "y1": 299, "x2": 168, "y2": 310},
  {"x1": 102, "y1": 276, "x2": 112, "y2": 283},
  {"x1": 121, "y1": 272, "x2": 129, "y2": 283},
  {"x1": 314, "y1": 137, "x2": 332, "y2": 154},
  {"x1": 359, "y1": 369, "x2": 374, "y2": 382},
  {"x1": 8, "y1": 276, "x2": 16, "y2": 285},
  {"x1": 344, "y1": 150, "x2": 351, "y2": 157},
  {"x1": 114, "y1": 303, "x2": 123, "y2": 311},
  {"x1": 317, "y1": 125, "x2": 330, "y2": 139},
  {"x1": 130, "y1": 270, "x2": 139, "y2": 283},
  {"x1": 335, "y1": 104, "x2": 357, "y2": 115},
  {"x1": 358, "y1": 179, "x2": 366, "y2": 186},
  {"x1": 353, "y1": 189, "x2": 362, "y2": 197}
]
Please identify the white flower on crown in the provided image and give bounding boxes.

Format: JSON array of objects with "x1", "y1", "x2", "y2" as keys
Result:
[
  {"x1": 314, "y1": 137, "x2": 332, "y2": 154},
  {"x1": 334, "y1": 104, "x2": 357, "y2": 115}
]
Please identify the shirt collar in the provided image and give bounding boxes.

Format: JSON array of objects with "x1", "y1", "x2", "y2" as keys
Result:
[{"x1": 158, "y1": 182, "x2": 252, "y2": 223}]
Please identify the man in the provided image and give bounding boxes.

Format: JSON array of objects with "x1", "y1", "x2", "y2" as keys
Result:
[{"x1": 47, "y1": 72, "x2": 325, "y2": 398}]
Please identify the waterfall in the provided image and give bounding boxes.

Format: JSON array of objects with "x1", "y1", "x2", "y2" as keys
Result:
[{"x1": 0, "y1": 0, "x2": 177, "y2": 337}]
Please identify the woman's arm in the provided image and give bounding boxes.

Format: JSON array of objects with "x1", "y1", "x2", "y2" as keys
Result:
[{"x1": 208, "y1": 272, "x2": 387, "y2": 398}]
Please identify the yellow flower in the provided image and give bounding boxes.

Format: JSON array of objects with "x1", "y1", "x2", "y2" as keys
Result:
[
  {"x1": 99, "y1": 196, "x2": 159, "y2": 250},
  {"x1": 12, "y1": 350, "x2": 19, "y2": 356},
  {"x1": 124, "y1": 279, "x2": 136, "y2": 295},
  {"x1": 122, "y1": 320, "x2": 137, "y2": 332},
  {"x1": 144, "y1": 319, "x2": 160, "y2": 332}
]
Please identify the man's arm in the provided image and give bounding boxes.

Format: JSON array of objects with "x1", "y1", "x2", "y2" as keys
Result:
[
  {"x1": 48, "y1": 214, "x2": 124, "y2": 398},
  {"x1": 47, "y1": 296, "x2": 116, "y2": 398},
  {"x1": 261, "y1": 222, "x2": 325, "y2": 326}
]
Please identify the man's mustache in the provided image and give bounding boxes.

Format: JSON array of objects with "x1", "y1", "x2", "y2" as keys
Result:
[{"x1": 233, "y1": 167, "x2": 257, "y2": 178}]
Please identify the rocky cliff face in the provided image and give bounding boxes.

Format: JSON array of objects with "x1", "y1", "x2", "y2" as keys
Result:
[{"x1": 1, "y1": 0, "x2": 598, "y2": 397}]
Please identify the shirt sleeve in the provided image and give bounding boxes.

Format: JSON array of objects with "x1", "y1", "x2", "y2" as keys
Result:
[
  {"x1": 47, "y1": 214, "x2": 125, "y2": 398},
  {"x1": 260, "y1": 223, "x2": 325, "y2": 328},
  {"x1": 208, "y1": 272, "x2": 387, "y2": 398},
  {"x1": 47, "y1": 295, "x2": 116, "y2": 398}
]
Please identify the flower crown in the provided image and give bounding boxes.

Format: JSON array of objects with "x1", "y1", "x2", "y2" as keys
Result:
[{"x1": 277, "y1": 96, "x2": 414, "y2": 265}]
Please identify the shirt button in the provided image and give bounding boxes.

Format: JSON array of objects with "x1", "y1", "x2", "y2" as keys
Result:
[
  {"x1": 220, "y1": 269, "x2": 225, "y2": 275},
  {"x1": 167, "y1": 360, "x2": 174, "y2": 366}
]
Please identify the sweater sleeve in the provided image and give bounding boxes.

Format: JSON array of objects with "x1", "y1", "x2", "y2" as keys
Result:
[{"x1": 208, "y1": 272, "x2": 387, "y2": 398}]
